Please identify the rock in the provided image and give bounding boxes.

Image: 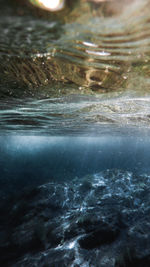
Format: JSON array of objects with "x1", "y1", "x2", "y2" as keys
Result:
[
  {"x1": 0, "y1": 169, "x2": 150, "y2": 265},
  {"x1": 115, "y1": 221, "x2": 150, "y2": 267},
  {"x1": 0, "y1": 0, "x2": 129, "y2": 94},
  {"x1": 115, "y1": 248, "x2": 150, "y2": 267},
  {"x1": 79, "y1": 179, "x2": 93, "y2": 194},
  {"x1": 78, "y1": 224, "x2": 120, "y2": 249}
]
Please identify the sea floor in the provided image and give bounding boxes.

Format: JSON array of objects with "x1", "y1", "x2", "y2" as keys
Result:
[
  {"x1": 1, "y1": 0, "x2": 150, "y2": 266},
  {"x1": 0, "y1": 136, "x2": 150, "y2": 267},
  {"x1": 0, "y1": 168, "x2": 150, "y2": 266}
]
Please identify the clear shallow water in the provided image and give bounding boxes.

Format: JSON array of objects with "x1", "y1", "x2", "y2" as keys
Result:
[
  {"x1": 1, "y1": 0, "x2": 150, "y2": 135},
  {"x1": 1, "y1": 95, "x2": 150, "y2": 135}
]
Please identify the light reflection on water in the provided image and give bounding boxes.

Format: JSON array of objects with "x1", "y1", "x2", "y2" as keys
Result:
[
  {"x1": 0, "y1": 95, "x2": 150, "y2": 135},
  {"x1": 1, "y1": 3, "x2": 150, "y2": 266},
  {"x1": 0, "y1": 0, "x2": 150, "y2": 134}
]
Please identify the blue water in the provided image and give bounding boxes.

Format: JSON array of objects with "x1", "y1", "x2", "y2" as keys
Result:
[
  {"x1": 1, "y1": 134, "x2": 150, "y2": 196},
  {"x1": 1, "y1": 0, "x2": 150, "y2": 266}
]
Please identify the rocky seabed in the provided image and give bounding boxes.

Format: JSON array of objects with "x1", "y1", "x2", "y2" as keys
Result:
[{"x1": 0, "y1": 169, "x2": 150, "y2": 266}]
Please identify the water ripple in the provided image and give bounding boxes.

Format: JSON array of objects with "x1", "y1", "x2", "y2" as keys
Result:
[
  {"x1": 1, "y1": 0, "x2": 150, "y2": 134},
  {"x1": 0, "y1": 95, "x2": 150, "y2": 135},
  {"x1": 1, "y1": 0, "x2": 150, "y2": 90}
]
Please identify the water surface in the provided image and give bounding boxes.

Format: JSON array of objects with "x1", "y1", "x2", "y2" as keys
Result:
[
  {"x1": 1, "y1": 1, "x2": 150, "y2": 266},
  {"x1": 1, "y1": 0, "x2": 150, "y2": 134}
]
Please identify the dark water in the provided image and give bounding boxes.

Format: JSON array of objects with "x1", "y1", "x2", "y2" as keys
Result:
[
  {"x1": 1, "y1": 135, "x2": 150, "y2": 193},
  {"x1": 1, "y1": 0, "x2": 150, "y2": 266}
]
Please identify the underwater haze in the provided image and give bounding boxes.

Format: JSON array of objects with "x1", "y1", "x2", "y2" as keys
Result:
[{"x1": 1, "y1": 0, "x2": 150, "y2": 266}]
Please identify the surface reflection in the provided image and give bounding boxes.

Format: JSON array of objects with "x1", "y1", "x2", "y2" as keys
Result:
[{"x1": 29, "y1": 0, "x2": 65, "y2": 11}]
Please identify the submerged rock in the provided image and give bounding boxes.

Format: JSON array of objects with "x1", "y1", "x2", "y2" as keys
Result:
[
  {"x1": 117, "y1": 221, "x2": 150, "y2": 267},
  {"x1": 0, "y1": 169, "x2": 150, "y2": 266},
  {"x1": 1, "y1": 0, "x2": 148, "y2": 96},
  {"x1": 78, "y1": 224, "x2": 120, "y2": 249}
]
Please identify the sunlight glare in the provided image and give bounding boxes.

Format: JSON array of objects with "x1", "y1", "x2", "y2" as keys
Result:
[{"x1": 39, "y1": 0, "x2": 64, "y2": 11}]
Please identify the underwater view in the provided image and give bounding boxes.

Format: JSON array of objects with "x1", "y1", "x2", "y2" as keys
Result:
[{"x1": 1, "y1": 0, "x2": 150, "y2": 266}]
